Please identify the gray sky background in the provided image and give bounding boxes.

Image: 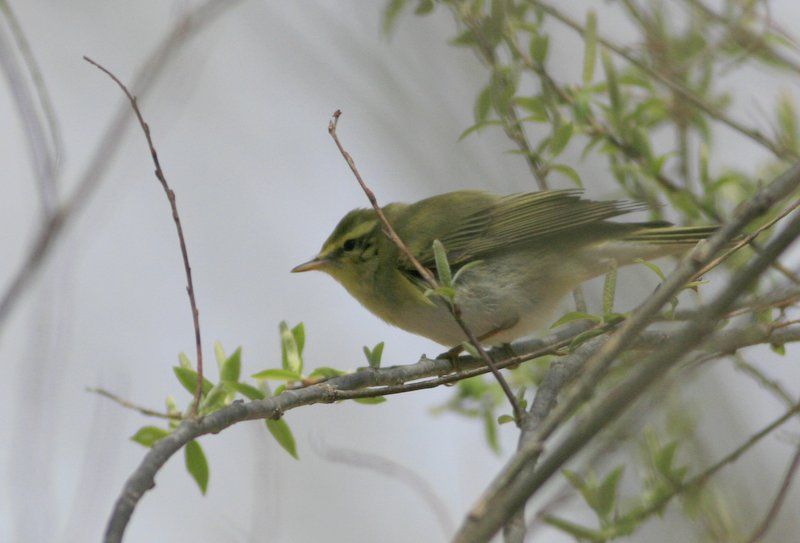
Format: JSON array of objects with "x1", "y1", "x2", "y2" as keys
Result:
[{"x1": 1, "y1": 1, "x2": 799, "y2": 542}]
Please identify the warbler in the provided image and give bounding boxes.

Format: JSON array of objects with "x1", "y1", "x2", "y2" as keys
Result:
[{"x1": 292, "y1": 190, "x2": 716, "y2": 346}]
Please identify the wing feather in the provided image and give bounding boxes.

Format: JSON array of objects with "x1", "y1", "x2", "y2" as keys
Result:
[{"x1": 411, "y1": 190, "x2": 648, "y2": 268}]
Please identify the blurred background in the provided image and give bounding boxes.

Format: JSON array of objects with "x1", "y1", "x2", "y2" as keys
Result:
[{"x1": 1, "y1": 1, "x2": 799, "y2": 542}]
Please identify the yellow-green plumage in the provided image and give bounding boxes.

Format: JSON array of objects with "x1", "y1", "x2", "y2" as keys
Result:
[{"x1": 293, "y1": 190, "x2": 717, "y2": 346}]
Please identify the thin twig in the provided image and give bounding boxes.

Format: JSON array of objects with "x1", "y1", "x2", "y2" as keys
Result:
[
  {"x1": 745, "y1": 443, "x2": 800, "y2": 543},
  {"x1": 84, "y1": 56, "x2": 204, "y2": 415},
  {"x1": 87, "y1": 387, "x2": 182, "y2": 420},
  {"x1": 327, "y1": 109, "x2": 524, "y2": 424},
  {"x1": 696, "y1": 197, "x2": 800, "y2": 278}
]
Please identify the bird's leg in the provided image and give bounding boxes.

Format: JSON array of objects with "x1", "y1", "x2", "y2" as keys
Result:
[{"x1": 436, "y1": 318, "x2": 519, "y2": 372}]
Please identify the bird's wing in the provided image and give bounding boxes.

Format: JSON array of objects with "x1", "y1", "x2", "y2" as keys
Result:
[{"x1": 405, "y1": 190, "x2": 648, "y2": 270}]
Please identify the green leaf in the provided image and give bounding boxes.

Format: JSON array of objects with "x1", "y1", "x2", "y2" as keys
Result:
[
  {"x1": 530, "y1": 33, "x2": 549, "y2": 65},
  {"x1": 549, "y1": 123, "x2": 574, "y2": 157},
  {"x1": 251, "y1": 368, "x2": 303, "y2": 381},
  {"x1": 382, "y1": 0, "x2": 408, "y2": 36},
  {"x1": 461, "y1": 341, "x2": 481, "y2": 360},
  {"x1": 279, "y1": 321, "x2": 303, "y2": 374},
  {"x1": 266, "y1": 418, "x2": 298, "y2": 459},
  {"x1": 291, "y1": 323, "x2": 305, "y2": 356},
  {"x1": 569, "y1": 328, "x2": 606, "y2": 350},
  {"x1": 363, "y1": 341, "x2": 385, "y2": 369},
  {"x1": 228, "y1": 381, "x2": 265, "y2": 400},
  {"x1": 634, "y1": 258, "x2": 666, "y2": 281},
  {"x1": 214, "y1": 341, "x2": 226, "y2": 370},
  {"x1": 483, "y1": 407, "x2": 500, "y2": 454},
  {"x1": 654, "y1": 441, "x2": 682, "y2": 478},
  {"x1": 131, "y1": 426, "x2": 170, "y2": 448},
  {"x1": 549, "y1": 164, "x2": 582, "y2": 187},
  {"x1": 452, "y1": 260, "x2": 483, "y2": 284},
  {"x1": 178, "y1": 352, "x2": 192, "y2": 369},
  {"x1": 458, "y1": 120, "x2": 502, "y2": 141},
  {"x1": 308, "y1": 366, "x2": 347, "y2": 379},
  {"x1": 550, "y1": 311, "x2": 602, "y2": 329},
  {"x1": 199, "y1": 383, "x2": 228, "y2": 414},
  {"x1": 184, "y1": 440, "x2": 209, "y2": 494},
  {"x1": 771, "y1": 343, "x2": 786, "y2": 356},
  {"x1": 603, "y1": 267, "x2": 617, "y2": 315},
  {"x1": 354, "y1": 396, "x2": 387, "y2": 405},
  {"x1": 582, "y1": 10, "x2": 598, "y2": 85},
  {"x1": 474, "y1": 85, "x2": 492, "y2": 123},
  {"x1": 173, "y1": 366, "x2": 213, "y2": 397},
  {"x1": 595, "y1": 466, "x2": 624, "y2": 519},
  {"x1": 514, "y1": 96, "x2": 548, "y2": 121},
  {"x1": 432, "y1": 239, "x2": 452, "y2": 286},
  {"x1": 544, "y1": 515, "x2": 605, "y2": 542},
  {"x1": 414, "y1": 0, "x2": 433, "y2": 15},
  {"x1": 220, "y1": 347, "x2": 242, "y2": 382},
  {"x1": 601, "y1": 49, "x2": 622, "y2": 130},
  {"x1": 497, "y1": 414, "x2": 515, "y2": 425}
]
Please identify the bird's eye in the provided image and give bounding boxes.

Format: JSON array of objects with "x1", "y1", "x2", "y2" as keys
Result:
[{"x1": 343, "y1": 239, "x2": 357, "y2": 251}]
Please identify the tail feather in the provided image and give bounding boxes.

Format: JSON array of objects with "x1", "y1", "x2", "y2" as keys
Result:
[{"x1": 624, "y1": 225, "x2": 720, "y2": 245}]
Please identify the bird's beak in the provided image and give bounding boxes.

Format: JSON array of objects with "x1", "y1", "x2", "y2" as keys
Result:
[{"x1": 291, "y1": 257, "x2": 328, "y2": 273}]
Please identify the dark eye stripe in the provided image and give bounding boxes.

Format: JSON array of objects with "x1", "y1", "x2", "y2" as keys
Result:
[{"x1": 343, "y1": 239, "x2": 357, "y2": 251}]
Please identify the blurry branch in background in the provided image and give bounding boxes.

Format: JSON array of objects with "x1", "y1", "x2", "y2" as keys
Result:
[
  {"x1": 0, "y1": 0, "x2": 61, "y2": 218},
  {"x1": 83, "y1": 56, "x2": 205, "y2": 415},
  {"x1": 745, "y1": 443, "x2": 800, "y2": 543},
  {"x1": 0, "y1": 0, "x2": 245, "y2": 335},
  {"x1": 310, "y1": 437, "x2": 455, "y2": 538},
  {"x1": 328, "y1": 109, "x2": 525, "y2": 424}
]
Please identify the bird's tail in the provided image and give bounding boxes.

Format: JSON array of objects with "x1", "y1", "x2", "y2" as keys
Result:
[{"x1": 624, "y1": 223, "x2": 720, "y2": 245}]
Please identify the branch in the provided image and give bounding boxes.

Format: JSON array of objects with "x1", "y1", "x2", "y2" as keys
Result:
[
  {"x1": 453, "y1": 160, "x2": 800, "y2": 542},
  {"x1": 84, "y1": 56, "x2": 204, "y2": 415},
  {"x1": 0, "y1": 3, "x2": 59, "y2": 217},
  {"x1": 327, "y1": 110, "x2": 524, "y2": 424},
  {"x1": 87, "y1": 387, "x2": 182, "y2": 421},
  {"x1": 745, "y1": 443, "x2": 800, "y2": 543},
  {"x1": 0, "y1": 0, "x2": 244, "y2": 335}
]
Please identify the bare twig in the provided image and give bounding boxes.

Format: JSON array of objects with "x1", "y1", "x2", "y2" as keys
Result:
[
  {"x1": 745, "y1": 443, "x2": 800, "y2": 543},
  {"x1": 696, "y1": 197, "x2": 800, "y2": 278},
  {"x1": 87, "y1": 387, "x2": 182, "y2": 421},
  {"x1": 0, "y1": 0, "x2": 244, "y2": 335},
  {"x1": 84, "y1": 56, "x2": 204, "y2": 415},
  {"x1": 327, "y1": 109, "x2": 524, "y2": 424},
  {"x1": 453, "y1": 160, "x2": 800, "y2": 543}
]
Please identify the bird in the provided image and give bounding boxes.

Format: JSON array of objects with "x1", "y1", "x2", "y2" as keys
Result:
[{"x1": 291, "y1": 190, "x2": 716, "y2": 346}]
